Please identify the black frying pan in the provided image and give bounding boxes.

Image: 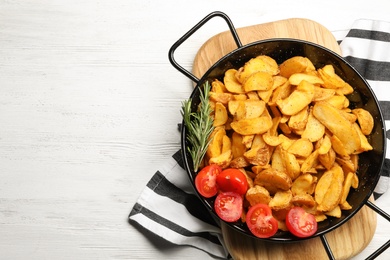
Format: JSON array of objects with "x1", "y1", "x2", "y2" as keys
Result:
[{"x1": 169, "y1": 11, "x2": 386, "y2": 244}]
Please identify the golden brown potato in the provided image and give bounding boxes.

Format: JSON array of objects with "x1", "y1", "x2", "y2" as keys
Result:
[
  {"x1": 350, "y1": 154, "x2": 359, "y2": 172},
  {"x1": 323, "y1": 95, "x2": 349, "y2": 110},
  {"x1": 228, "y1": 100, "x2": 245, "y2": 121},
  {"x1": 314, "y1": 170, "x2": 333, "y2": 206},
  {"x1": 351, "y1": 172, "x2": 359, "y2": 189},
  {"x1": 251, "y1": 134, "x2": 266, "y2": 148},
  {"x1": 257, "y1": 89, "x2": 273, "y2": 103},
  {"x1": 228, "y1": 100, "x2": 266, "y2": 121},
  {"x1": 318, "y1": 64, "x2": 348, "y2": 89},
  {"x1": 269, "y1": 80, "x2": 292, "y2": 106},
  {"x1": 315, "y1": 164, "x2": 344, "y2": 212},
  {"x1": 301, "y1": 149, "x2": 319, "y2": 173},
  {"x1": 244, "y1": 71, "x2": 274, "y2": 92},
  {"x1": 315, "y1": 214, "x2": 328, "y2": 222},
  {"x1": 237, "y1": 55, "x2": 280, "y2": 83},
  {"x1": 289, "y1": 73, "x2": 324, "y2": 86},
  {"x1": 353, "y1": 123, "x2": 373, "y2": 153},
  {"x1": 221, "y1": 135, "x2": 232, "y2": 154},
  {"x1": 242, "y1": 134, "x2": 255, "y2": 149},
  {"x1": 233, "y1": 94, "x2": 248, "y2": 101},
  {"x1": 330, "y1": 135, "x2": 349, "y2": 157},
  {"x1": 291, "y1": 193, "x2": 316, "y2": 208},
  {"x1": 276, "y1": 80, "x2": 315, "y2": 116},
  {"x1": 339, "y1": 109, "x2": 357, "y2": 124},
  {"x1": 245, "y1": 185, "x2": 271, "y2": 206},
  {"x1": 301, "y1": 108, "x2": 325, "y2": 142},
  {"x1": 279, "y1": 56, "x2": 315, "y2": 78},
  {"x1": 210, "y1": 91, "x2": 233, "y2": 105},
  {"x1": 352, "y1": 108, "x2": 374, "y2": 135},
  {"x1": 229, "y1": 156, "x2": 250, "y2": 168},
  {"x1": 340, "y1": 171, "x2": 354, "y2": 205},
  {"x1": 213, "y1": 102, "x2": 228, "y2": 127},
  {"x1": 246, "y1": 91, "x2": 260, "y2": 100},
  {"x1": 336, "y1": 82, "x2": 354, "y2": 95},
  {"x1": 224, "y1": 68, "x2": 245, "y2": 94},
  {"x1": 288, "y1": 107, "x2": 309, "y2": 131},
  {"x1": 316, "y1": 135, "x2": 332, "y2": 155},
  {"x1": 254, "y1": 167, "x2": 292, "y2": 191},
  {"x1": 244, "y1": 146, "x2": 271, "y2": 167},
  {"x1": 291, "y1": 173, "x2": 317, "y2": 195},
  {"x1": 207, "y1": 132, "x2": 233, "y2": 168},
  {"x1": 244, "y1": 100, "x2": 267, "y2": 119},
  {"x1": 211, "y1": 79, "x2": 227, "y2": 93},
  {"x1": 278, "y1": 134, "x2": 295, "y2": 151},
  {"x1": 206, "y1": 127, "x2": 225, "y2": 158},
  {"x1": 312, "y1": 86, "x2": 336, "y2": 101},
  {"x1": 280, "y1": 148, "x2": 301, "y2": 180},
  {"x1": 231, "y1": 132, "x2": 246, "y2": 158},
  {"x1": 230, "y1": 109, "x2": 273, "y2": 135},
  {"x1": 325, "y1": 205, "x2": 342, "y2": 218},
  {"x1": 209, "y1": 149, "x2": 233, "y2": 169},
  {"x1": 340, "y1": 201, "x2": 352, "y2": 210},
  {"x1": 269, "y1": 190, "x2": 293, "y2": 210},
  {"x1": 270, "y1": 146, "x2": 285, "y2": 173},
  {"x1": 244, "y1": 134, "x2": 272, "y2": 167},
  {"x1": 262, "y1": 116, "x2": 282, "y2": 146},
  {"x1": 272, "y1": 75, "x2": 288, "y2": 88},
  {"x1": 313, "y1": 101, "x2": 361, "y2": 155},
  {"x1": 336, "y1": 156, "x2": 355, "y2": 174},
  {"x1": 263, "y1": 133, "x2": 282, "y2": 147},
  {"x1": 318, "y1": 147, "x2": 336, "y2": 170}
]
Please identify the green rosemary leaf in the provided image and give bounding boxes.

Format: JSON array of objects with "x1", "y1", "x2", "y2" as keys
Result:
[{"x1": 181, "y1": 81, "x2": 214, "y2": 172}]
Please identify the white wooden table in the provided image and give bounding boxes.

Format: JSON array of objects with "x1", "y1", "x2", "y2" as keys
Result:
[{"x1": 0, "y1": 0, "x2": 389, "y2": 259}]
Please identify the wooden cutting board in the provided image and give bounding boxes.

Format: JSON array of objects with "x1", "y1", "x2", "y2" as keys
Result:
[{"x1": 192, "y1": 18, "x2": 377, "y2": 260}]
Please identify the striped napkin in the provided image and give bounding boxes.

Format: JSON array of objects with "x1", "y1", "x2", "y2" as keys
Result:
[{"x1": 129, "y1": 19, "x2": 390, "y2": 259}]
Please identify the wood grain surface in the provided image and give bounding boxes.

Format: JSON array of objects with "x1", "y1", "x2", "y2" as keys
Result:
[{"x1": 192, "y1": 18, "x2": 377, "y2": 260}]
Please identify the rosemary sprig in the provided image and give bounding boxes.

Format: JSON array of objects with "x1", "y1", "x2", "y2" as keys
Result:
[{"x1": 181, "y1": 81, "x2": 214, "y2": 172}]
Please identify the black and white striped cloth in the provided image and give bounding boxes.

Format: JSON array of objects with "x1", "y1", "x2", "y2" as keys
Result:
[{"x1": 129, "y1": 19, "x2": 390, "y2": 259}]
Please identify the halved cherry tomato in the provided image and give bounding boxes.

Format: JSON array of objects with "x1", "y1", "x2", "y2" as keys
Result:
[
  {"x1": 246, "y1": 204, "x2": 278, "y2": 238},
  {"x1": 214, "y1": 192, "x2": 243, "y2": 222},
  {"x1": 286, "y1": 207, "x2": 318, "y2": 238},
  {"x1": 195, "y1": 164, "x2": 222, "y2": 198},
  {"x1": 216, "y1": 168, "x2": 248, "y2": 195}
]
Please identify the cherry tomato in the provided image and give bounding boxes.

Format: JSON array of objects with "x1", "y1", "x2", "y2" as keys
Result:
[
  {"x1": 214, "y1": 192, "x2": 243, "y2": 222},
  {"x1": 286, "y1": 207, "x2": 318, "y2": 238},
  {"x1": 246, "y1": 204, "x2": 278, "y2": 238},
  {"x1": 194, "y1": 164, "x2": 222, "y2": 198},
  {"x1": 216, "y1": 168, "x2": 248, "y2": 195}
]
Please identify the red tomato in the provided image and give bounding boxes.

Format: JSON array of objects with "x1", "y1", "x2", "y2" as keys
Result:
[
  {"x1": 214, "y1": 192, "x2": 243, "y2": 222},
  {"x1": 286, "y1": 207, "x2": 318, "y2": 238},
  {"x1": 216, "y1": 168, "x2": 248, "y2": 195},
  {"x1": 194, "y1": 164, "x2": 222, "y2": 198},
  {"x1": 246, "y1": 204, "x2": 278, "y2": 238}
]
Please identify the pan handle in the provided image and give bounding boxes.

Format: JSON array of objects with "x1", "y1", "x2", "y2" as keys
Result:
[
  {"x1": 320, "y1": 235, "x2": 336, "y2": 260},
  {"x1": 168, "y1": 11, "x2": 242, "y2": 84},
  {"x1": 364, "y1": 200, "x2": 390, "y2": 259}
]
